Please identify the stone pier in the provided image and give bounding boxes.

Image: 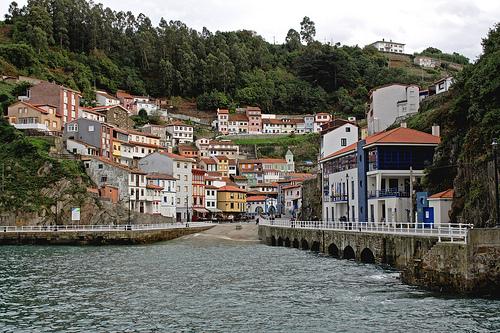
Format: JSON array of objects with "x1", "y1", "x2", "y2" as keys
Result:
[
  {"x1": 259, "y1": 225, "x2": 500, "y2": 296},
  {"x1": 0, "y1": 226, "x2": 213, "y2": 245}
]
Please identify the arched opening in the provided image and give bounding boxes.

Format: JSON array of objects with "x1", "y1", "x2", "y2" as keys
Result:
[
  {"x1": 255, "y1": 206, "x2": 264, "y2": 214},
  {"x1": 277, "y1": 237, "x2": 284, "y2": 246},
  {"x1": 343, "y1": 246, "x2": 356, "y2": 260},
  {"x1": 328, "y1": 243, "x2": 339, "y2": 258},
  {"x1": 292, "y1": 239, "x2": 299, "y2": 248},
  {"x1": 270, "y1": 236, "x2": 276, "y2": 246},
  {"x1": 360, "y1": 248, "x2": 375, "y2": 264},
  {"x1": 301, "y1": 239, "x2": 309, "y2": 250},
  {"x1": 284, "y1": 238, "x2": 291, "y2": 247},
  {"x1": 311, "y1": 241, "x2": 320, "y2": 252},
  {"x1": 268, "y1": 206, "x2": 276, "y2": 215}
]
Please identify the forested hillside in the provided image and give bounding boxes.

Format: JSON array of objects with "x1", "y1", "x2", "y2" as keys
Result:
[{"x1": 1, "y1": 0, "x2": 461, "y2": 116}]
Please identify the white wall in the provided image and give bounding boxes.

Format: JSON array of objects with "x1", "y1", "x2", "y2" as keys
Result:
[
  {"x1": 428, "y1": 199, "x2": 452, "y2": 226},
  {"x1": 321, "y1": 123, "x2": 359, "y2": 158},
  {"x1": 368, "y1": 85, "x2": 419, "y2": 135}
]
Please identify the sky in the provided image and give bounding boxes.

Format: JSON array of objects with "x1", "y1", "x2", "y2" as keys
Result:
[{"x1": 4, "y1": 0, "x2": 500, "y2": 60}]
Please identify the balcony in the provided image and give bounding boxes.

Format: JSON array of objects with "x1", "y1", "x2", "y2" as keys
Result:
[
  {"x1": 368, "y1": 188, "x2": 410, "y2": 199},
  {"x1": 324, "y1": 194, "x2": 348, "y2": 202}
]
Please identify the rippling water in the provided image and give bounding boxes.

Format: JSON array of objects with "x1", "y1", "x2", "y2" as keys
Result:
[{"x1": 1, "y1": 234, "x2": 499, "y2": 332}]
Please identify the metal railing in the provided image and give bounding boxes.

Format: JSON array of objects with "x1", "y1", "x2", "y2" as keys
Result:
[
  {"x1": 0, "y1": 222, "x2": 212, "y2": 233},
  {"x1": 260, "y1": 219, "x2": 472, "y2": 243},
  {"x1": 368, "y1": 188, "x2": 410, "y2": 198}
]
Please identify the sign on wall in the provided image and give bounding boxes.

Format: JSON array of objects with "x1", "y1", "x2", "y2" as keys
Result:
[{"x1": 71, "y1": 208, "x2": 81, "y2": 221}]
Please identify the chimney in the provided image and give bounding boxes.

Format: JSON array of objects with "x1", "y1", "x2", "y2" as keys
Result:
[
  {"x1": 432, "y1": 124, "x2": 440, "y2": 137},
  {"x1": 400, "y1": 122, "x2": 407, "y2": 128}
]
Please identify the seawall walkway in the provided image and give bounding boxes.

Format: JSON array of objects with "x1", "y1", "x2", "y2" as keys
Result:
[{"x1": 0, "y1": 223, "x2": 214, "y2": 245}]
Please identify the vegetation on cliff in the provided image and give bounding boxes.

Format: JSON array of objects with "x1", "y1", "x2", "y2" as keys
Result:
[
  {"x1": 404, "y1": 23, "x2": 500, "y2": 226},
  {"x1": 0, "y1": 118, "x2": 90, "y2": 216}
]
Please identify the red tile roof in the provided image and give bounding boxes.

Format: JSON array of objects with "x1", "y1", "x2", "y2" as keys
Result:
[
  {"x1": 228, "y1": 114, "x2": 249, "y2": 122},
  {"x1": 147, "y1": 173, "x2": 177, "y2": 180},
  {"x1": 365, "y1": 127, "x2": 440, "y2": 147},
  {"x1": 217, "y1": 109, "x2": 229, "y2": 114},
  {"x1": 429, "y1": 189, "x2": 454, "y2": 199},
  {"x1": 247, "y1": 195, "x2": 267, "y2": 202},
  {"x1": 320, "y1": 143, "x2": 358, "y2": 162},
  {"x1": 146, "y1": 184, "x2": 163, "y2": 190},
  {"x1": 160, "y1": 151, "x2": 194, "y2": 162},
  {"x1": 217, "y1": 185, "x2": 246, "y2": 193},
  {"x1": 283, "y1": 184, "x2": 301, "y2": 190}
]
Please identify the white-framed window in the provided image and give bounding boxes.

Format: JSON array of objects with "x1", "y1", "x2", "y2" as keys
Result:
[
  {"x1": 341, "y1": 138, "x2": 347, "y2": 146},
  {"x1": 88, "y1": 125, "x2": 94, "y2": 132}
]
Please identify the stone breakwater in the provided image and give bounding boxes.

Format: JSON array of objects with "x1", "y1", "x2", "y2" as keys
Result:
[
  {"x1": 0, "y1": 226, "x2": 214, "y2": 246},
  {"x1": 259, "y1": 225, "x2": 500, "y2": 296}
]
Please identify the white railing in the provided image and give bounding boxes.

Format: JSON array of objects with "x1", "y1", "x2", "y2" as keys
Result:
[
  {"x1": 0, "y1": 222, "x2": 212, "y2": 233},
  {"x1": 260, "y1": 219, "x2": 472, "y2": 243}
]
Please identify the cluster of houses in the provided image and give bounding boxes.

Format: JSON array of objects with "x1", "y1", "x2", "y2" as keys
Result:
[
  {"x1": 215, "y1": 107, "x2": 335, "y2": 135},
  {"x1": 3, "y1": 74, "x2": 456, "y2": 225}
]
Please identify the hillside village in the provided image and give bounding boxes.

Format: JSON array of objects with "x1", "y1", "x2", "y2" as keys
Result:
[{"x1": 2, "y1": 48, "x2": 457, "y2": 224}]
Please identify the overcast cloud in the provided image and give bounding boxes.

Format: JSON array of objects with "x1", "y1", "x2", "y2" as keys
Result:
[{"x1": 4, "y1": 0, "x2": 500, "y2": 60}]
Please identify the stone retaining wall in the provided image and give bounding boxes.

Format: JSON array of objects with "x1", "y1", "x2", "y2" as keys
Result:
[
  {"x1": 259, "y1": 226, "x2": 500, "y2": 296},
  {"x1": 0, "y1": 226, "x2": 213, "y2": 246}
]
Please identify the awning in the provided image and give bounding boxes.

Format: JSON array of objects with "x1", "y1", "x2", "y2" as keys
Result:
[
  {"x1": 193, "y1": 208, "x2": 210, "y2": 214},
  {"x1": 207, "y1": 207, "x2": 222, "y2": 213}
]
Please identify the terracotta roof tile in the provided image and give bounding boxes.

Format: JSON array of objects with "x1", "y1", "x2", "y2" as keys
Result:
[{"x1": 429, "y1": 189, "x2": 454, "y2": 199}]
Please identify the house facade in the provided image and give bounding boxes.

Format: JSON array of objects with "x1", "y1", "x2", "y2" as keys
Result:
[
  {"x1": 367, "y1": 84, "x2": 420, "y2": 135},
  {"x1": 145, "y1": 173, "x2": 177, "y2": 218},
  {"x1": 7, "y1": 101, "x2": 61, "y2": 132},
  {"x1": 138, "y1": 152, "x2": 194, "y2": 222},
  {"x1": 369, "y1": 39, "x2": 405, "y2": 53},
  {"x1": 28, "y1": 81, "x2": 80, "y2": 125},
  {"x1": 217, "y1": 108, "x2": 229, "y2": 134},
  {"x1": 320, "y1": 126, "x2": 440, "y2": 224}
]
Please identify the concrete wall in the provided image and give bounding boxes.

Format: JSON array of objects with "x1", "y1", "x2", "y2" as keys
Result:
[
  {"x1": 258, "y1": 225, "x2": 500, "y2": 295},
  {"x1": 0, "y1": 226, "x2": 212, "y2": 246}
]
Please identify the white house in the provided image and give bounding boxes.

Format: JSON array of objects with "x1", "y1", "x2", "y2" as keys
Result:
[
  {"x1": 427, "y1": 189, "x2": 453, "y2": 226},
  {"x1": 166, "y1": 121, "x2": 193, "y2": 145},
  {"x1": 367, "y1": 84, "x2": 420, "y2": 135},
  {"x1": 139, "y1": 152, "x2": 194, "y2": 222},
  {"x1": 146, "y1": 173, "x2": 177, "y2": 218},
  {"x1": 217, "y1": 108, "x2": 229, "y2": 134},
  {"x1": 246, "y1": 196, "x2": 278, "y2": 216},
  {"x1": 320, "y1": 119, "x2": 359, "y2": 159},
  {"x1": 205, "y1": 185, "x2": 219, "y2": 215},
  {"x1": 369, "y1": 39, "x2": 405, "y2": 53},
  {"x1": 434, "y1": 77, "x2": 454, "y2": 95},
  {"x1": 95, "y1": 90, "x2": 120, "y2": 107},
  {"x1": 283, "y1": 184, "x2": 302, "y2": 217}
]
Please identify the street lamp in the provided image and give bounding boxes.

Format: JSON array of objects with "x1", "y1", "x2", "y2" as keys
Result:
[{"x1": 492, "y1": 138, "x2": 499, "y2": 228}]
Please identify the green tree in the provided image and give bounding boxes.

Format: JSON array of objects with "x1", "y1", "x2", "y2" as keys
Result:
[{"x1": 300, "y1": 16, "x2": 316, "y2": 45}]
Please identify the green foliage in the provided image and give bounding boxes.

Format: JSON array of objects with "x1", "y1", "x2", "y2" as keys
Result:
[
  {"x1": 197, "y1": 90, "x2": 230, "y2": 110},
  {"x1": 418, "y1": 47, "x2": 469, "y2": 65},
  {"x1": 0, "y1": 118, "x2": 88, "y2": 213}
]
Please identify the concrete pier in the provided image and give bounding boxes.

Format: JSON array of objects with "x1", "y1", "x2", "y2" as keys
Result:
[{"x1": 0, "y1": 224, "x2": 214, "y2": 245}]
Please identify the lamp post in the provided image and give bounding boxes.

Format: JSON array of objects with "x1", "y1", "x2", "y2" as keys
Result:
[
  {"x1": 492, "y1": 138, "x2": 499, "y2": 228},
  {"x1": 128, "y1": 194, "x2": 131, "y2": 225}
]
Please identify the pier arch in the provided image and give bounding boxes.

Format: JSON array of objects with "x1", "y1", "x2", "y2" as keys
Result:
[
  {"x1": 270, "y1": 236, "x2": 276, "y2": 246},
  {"x1": 360, "y1": 248, "x2": 375, "y2": 263},
  {"x1": 328, "y1": 243, "x2": 339, "y2": 258},
  {"x1": 343, "y1": 246, "x2": 356, "y2": 260},
  {"x1": 301, "y1": 239, "x2": 309, "y2": 250},
  {"x1": 277, "y1": 237, "x2": 284, "y2": 246},
  {"x1": 284, "y1": 237, "x2": 291, "y2": 247},
  {"x1": 311, "y1": 241, "x2": 320, "y2": 252},
  {"x1": 292, "y1": 239, "x2": 299, "y2": 248}
]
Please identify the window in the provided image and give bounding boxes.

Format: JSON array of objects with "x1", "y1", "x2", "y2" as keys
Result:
[
  {"x1": 88, "y1": 125, "x2": 94, "y2": 132},
  {"x1": 345, "y1": 127, "x2": 351, "y2": 132},
  {"x1": 101, "y1": 176, "x2": 107, "y2": 182},
  {"x1": 341, "y1": 138, "x2": 347, "y2": 146},
  {"x1": 98, "y1": 164, "x2": 103, "y2": 169}
]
